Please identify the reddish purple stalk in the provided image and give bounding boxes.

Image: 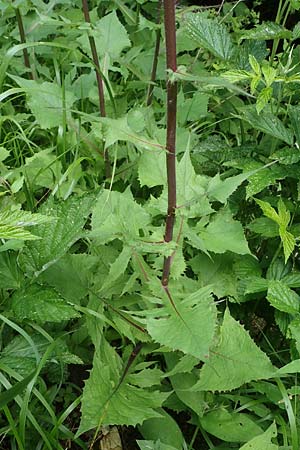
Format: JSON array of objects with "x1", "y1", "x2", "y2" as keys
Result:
[
  {"x1": 161, "y1": 0, "x2": 177, "y2": 287},
  {"x1": 81, "y1": 0, "x2": 110, "y2": 179},
  {"x1": 15, "y1": 8, "x2": 34, "y2": 80},
  {"x1": 146, "y1": 1, "x2": 162, "y2": 106}
]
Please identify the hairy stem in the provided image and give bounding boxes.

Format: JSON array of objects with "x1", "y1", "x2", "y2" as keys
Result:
[
  {"x1": 146, "y1": 1, "x2": 162, "y2": 106},
  {"x1": 162, "y1": 0, "x2": 177, "y2": 287},
  {"x1": 15, "y1": 8, "x2": 34, "y2": 79},
  {"x1": 81, "y1": 0, "x2": 110, "y2": 179}
]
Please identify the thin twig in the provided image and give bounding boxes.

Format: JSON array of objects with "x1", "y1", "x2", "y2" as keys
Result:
[{"x1": 15, "y1": 8, "x2": 34, "y2": 79}]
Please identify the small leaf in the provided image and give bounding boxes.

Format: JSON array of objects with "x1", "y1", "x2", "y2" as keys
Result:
[
  {"x1": 279, "y1": 227, "x2": 295, "y2": 263},
  {"x1": 267, "y1": 280, "x2": 300, "y2": 314},
  {"x1": 256, "y1": 87, "x2": 272, "y2": 114},
  {"x1": 11, "y1": 284, "x2": 80, "y2": 323},
  {"x1": 255, "y1": 199, "x2": 280, "y2": 224}
]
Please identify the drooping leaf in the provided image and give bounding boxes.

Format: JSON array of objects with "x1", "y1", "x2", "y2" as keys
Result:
[
  {"x1": 200, "y1": 408, "x2": 263, "y2": 443},
  {"x1": 239, "y1": 422, "x2": 278, "y2": 450},
  {"x1": 267, "y1": 280, "x2": 300, "y2": 314},
  {"x1": 11, "y1": 284, "x2": 80, "y2": 323},
  {"x1": 194, "y1": 309, "x2": 275, "y2": 392},
  {"x1": 0, "y1": 371, "x2": 36, "y2": 410},
  {"x1": 185, "y1": 12, "x2": 235, "y2": 60},
  {"x1": 77, "y1": 339, "x2": 167, "y2": 435},
  {"x1": 207, "y1": 171, "x2": 252, "y2": 203},
  {"x1": 146, "y1": 286, "x2": 217, "y2": 360},
  {"x1": 20, "y1": 194, "x2": 94, "y2": 277}
]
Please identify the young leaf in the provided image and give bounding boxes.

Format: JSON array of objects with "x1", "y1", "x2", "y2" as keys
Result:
[
  {"x1": 193, "y1": 309, "x2": 275, "y2": 392},
  {"x1": 185, "y1": 12, "x2": 235, "y2": 60},
  {"x1": 11, "y1": 284, "x2": 80, "y2": 323},
  {"x1": 239, "y1": 22, "x2": 291, "y2": 40},
  {"x1": 146, "y1": 286, "x2": 217, "y2": 360},
  {"x1": 0, "y1": 208, "x2": 53, "y2": 241},
  {"x1": 239, "y1": 422, "x2": 278, "y2": 450}
]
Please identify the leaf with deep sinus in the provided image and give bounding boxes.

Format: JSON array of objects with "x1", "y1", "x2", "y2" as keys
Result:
[
  {"x1": 146, "y1": 285, "x2": 217, "y2": 359},
  {"x1": 193, "y1": 309, "x2": 275, "y2": 392}
]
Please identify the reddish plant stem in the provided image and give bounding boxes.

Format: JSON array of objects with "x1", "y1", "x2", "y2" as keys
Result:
[
  {"x1": 15, "y1": 8, "x2": 34, "y2": 80},
  {"x1": 161, "y1": 0, "x2": 177, "y2": 287},
  {"x1": 81, "y1": 0, "x2": 110, "y2": 179},
  {"x1": 146, "y1": 1, "x2": 162, "y2": 106}
]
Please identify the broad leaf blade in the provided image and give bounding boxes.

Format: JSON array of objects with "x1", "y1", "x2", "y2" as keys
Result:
[{"x1": 194, "y1": 309, "x2": 275, "y2": 391}]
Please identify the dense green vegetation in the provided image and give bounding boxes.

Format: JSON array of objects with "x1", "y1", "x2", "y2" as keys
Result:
[{"x1": 1, "y1": 0, "x2": 300, "y2": 448}]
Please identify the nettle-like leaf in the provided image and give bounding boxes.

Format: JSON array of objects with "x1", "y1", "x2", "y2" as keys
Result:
[
  {"x1": 193, "y1": 309, "x2": 275, "y2": 392},
  {"x1": 20, "y1": 194, "x2": 95, "y2": 277},
  {"x1": 9, "y1": 75, "x2": 76, "y2": 129},
  {"x1": 200, "y1": 408, "x2": 263, "y2": 443},
  {"x1": 77, "y1": 339, "x2": 168, "y2": 435},
  {"x1": 0, "y1": 207, "x2": 53, "y2": 241},
  {"x1": 184, "y1": 12, "x2": 235, "y2": 60},
  {"x1": 146, "y1": 286, "x2": 217, "y2": 360},
  {"x1": 138, "y1": 149, "x2": 167, "y2": 187},
  {"x1": 0, "y1": 252, "x2": 23, "y2": 289},
  {"x1": 267, "y1": 280, "x2": 300, "y2": 315},
  {"x1": 239, "y1": 106, "x2": 293, "y2": 145},
  {"x1": 11, "y1": 284, "x2": 80, "y2": 323},
  {"x1": 239, "y1": 422, "x2": 278, "y2": 450},
  {"x1": 78, "y1": 11, "x2": 131, "y2": 60}
]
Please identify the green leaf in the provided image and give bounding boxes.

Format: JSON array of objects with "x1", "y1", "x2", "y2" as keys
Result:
[
  {"x1": 91, "y1": 189, "x2": 150, "y2": 244},
  {"x1": 240, "y1": 22, "x2": 291, "y2": 40},
  {"x1": 256, "y1": 87, "x2": 272, "y2": 114},
  {"x1": 267, "y1": 280, "x2": 300, "y2": 314},
  {"x1": 11, "y1": 284, "x2": 80, "y2": 323},
  {"x1": 200, "y1": 408, "x2": 263, "y2": 443},
  {"x1": 240, "y1": 107, "x2": 293, "y2": 145},
  {"x1": 239, "y1": 422, "x2": 278, "y2": 450},
  {"x1": 279, "y1": 227, "x2": 295, "y2": 263},
  {"x1": 146, "y1": 286, "x2": 217, "y2": 360},
  {"x1": 78, "y1": 11, "x2": 131, "y2": 60},
  {"x1": 198, "y1": 209, "x2": 250, "y2": 255},
  {"x1": 207, "y1": 172, "x2": 252, "y2": 203},
  {"x1": 0, "y1": 252, "x2": 23, "y2": 289},
  {"x1": 9, "y1": 75, "x2": 75, "y2": 129},
  {"x1": 194, "y1": 309, "x2": 275, "y2": 391},
  {"x1": 288, "y1": 105, "x2": 300, "y2": 145},
  {"x1": 138, "y1": 409, "x2": 184, "y2": 449},
  {"x1": 77, "y1": 340, "x2": 167, "y2": 435},
  {"x1": 138, "y1": 149, "x2": 167, "y2": 187},
  {"x1": 185, "y1": 12, "x2": 235, "y2": 60},
  {"x1": 0, "y1": 371, "x2": 36, "y2": 410},
  {"x1": 247, "y1": 217, "x2": 278, "y2": 238},
  {"x1": 100, "y1": 246, "x2": 132, "y2": 292},
  {"x1": 137, "y1": 441, "x2": 177, "y2": 450},
  {"x1": 0, "y1": 207, "x2": 53, "y2": 241},
  {"x1": 20, "y1": 194, "x2": 94, "y2": 276},
  {"x1": 255, "y1": 199, "x2": 280, "y2": 224}
]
